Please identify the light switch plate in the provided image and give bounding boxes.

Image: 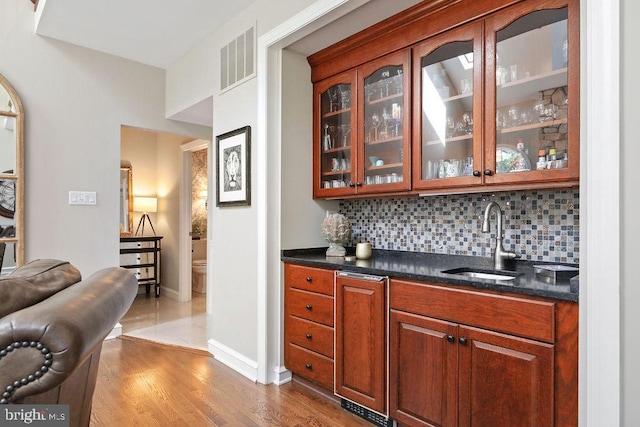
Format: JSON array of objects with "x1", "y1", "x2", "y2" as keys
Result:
[{"x1": 69, "y1": 191, "x2": 97, "y2": 205}]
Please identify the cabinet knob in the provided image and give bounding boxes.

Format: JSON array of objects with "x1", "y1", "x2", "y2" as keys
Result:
[
  {"x1": 446, "y1": 335, "x2": 455, "y2": 343},
  {"x1": 473, "y1": 170, "x2": 481, "y2": 177},
  {"x1": 305, "y1": 304, "x2": 312, "y2": 310},
  {"x1": 459, "y1": 337, "x2": 467, "y2": 345},
  {"x1": 306, "y1": 276, "x2": 312, "y2": 282},
  {"x1": 348, "y1": 181, "x2": 355, "y2": 188},
  {"x1": 305, "y1": 364, "x2": 312, "y2": 370},
  {"x1": 356, "y1": 182, "x2": 363, "y2": 187},
  {"x1": 305, "y1": 334, "x2": 312, "y2": 340},
  {"x1": 483, "y1": 169, "x2": 492, "y2": 176}
]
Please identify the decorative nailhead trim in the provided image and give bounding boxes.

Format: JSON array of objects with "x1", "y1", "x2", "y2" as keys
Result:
[{"x1": 0, "y1": 341, "x2": 52, "y2": 404}]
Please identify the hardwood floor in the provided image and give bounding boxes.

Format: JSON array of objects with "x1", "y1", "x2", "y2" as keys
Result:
[{"x1": 91, "y1": 337, "x2": 370, "y2": 426}]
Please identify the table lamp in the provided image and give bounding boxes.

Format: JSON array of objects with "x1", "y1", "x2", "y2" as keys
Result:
[{"x1": 134, "y1": 196, "x2": 157, "y2": 236}]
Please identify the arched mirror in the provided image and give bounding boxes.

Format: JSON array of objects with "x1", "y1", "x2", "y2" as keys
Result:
[
  {"x1": 120, "y1": 160, "x2": 133, "y2": 237},
  {"x1": 0, "y1": 73, "x2": 24, "y2": 275}
]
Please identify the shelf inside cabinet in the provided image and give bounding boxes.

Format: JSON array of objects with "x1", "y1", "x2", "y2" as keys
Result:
[
  {"x1": 322, "y1": 146, "x2": 351, "y2": 154},
  {"x1": 322, "y1": 108, "x2": 351, "y2": 118},
  {"x1": 366, "y1": 136, "x2": 403, "y2": 146},
  {"x1": 497, "y1": 68, "x2": 568, "y2": 106},
  {"x1": 498, "y1": 118, "x2": 567, "y2": 135},
  {"x1": 366, "y1": 162, "x2": 403, "y2": 172},
  {"x1": 366, "y1": 92, "x2": 403, "y2": 106},
  {"x1": 424, "y1": 134, "x2": 472, "y2": 146},
  {"x1": 322, "y1": 170, "x2": 352, "y2": 177}
]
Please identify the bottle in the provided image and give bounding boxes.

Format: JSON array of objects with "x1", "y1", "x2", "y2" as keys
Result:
[{"x1": 536, "y1": 149, "x2": 547, "y2": 170}]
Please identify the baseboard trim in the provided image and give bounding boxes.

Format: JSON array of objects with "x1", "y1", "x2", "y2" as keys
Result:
[
  {"x1": 272, "y1": 366, "x2": 292, "y2": 385},
  {"x1": 208, "y1": 338, "x2": 258, "y2": 382},
  {"x1": 105, "y1": 322, "x2": 123, "y2": 340}
]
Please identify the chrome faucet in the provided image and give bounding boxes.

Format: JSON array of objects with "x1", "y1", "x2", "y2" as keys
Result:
[{"x1": 482, "y1": 202, "x2": 519, "y2": 270}]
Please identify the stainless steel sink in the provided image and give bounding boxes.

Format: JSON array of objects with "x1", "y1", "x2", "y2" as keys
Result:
[{"x1": 441, "y1": 267, "x2": 521, "y2": 281}]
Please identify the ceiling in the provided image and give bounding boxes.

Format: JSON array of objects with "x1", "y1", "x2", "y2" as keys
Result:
[{"x1": 34, "y1": 0, "x2": 422, "y2": 127}]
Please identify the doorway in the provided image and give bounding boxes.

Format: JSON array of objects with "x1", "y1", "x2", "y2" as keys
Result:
[{"x1": 179, "y1": 139, "x2": 211, "y2": 303}]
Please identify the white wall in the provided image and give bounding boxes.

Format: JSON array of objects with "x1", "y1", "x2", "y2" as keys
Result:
[
  {"x1": 0, "y1": 1, "x2": 211, "y2": 276},
  {"x1": 168, "y1": 0, "x2": 317, "y2": 371},
  {"x1": 621, "y1": 0, "x2": 639, "y2": 423}
]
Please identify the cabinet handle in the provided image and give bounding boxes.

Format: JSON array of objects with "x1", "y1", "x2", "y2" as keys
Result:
[
  {"x1": 446, "y1": 335, "x2": 455, "y2": 343},
  {"x1": 348, "y1": 181, "x2": 355, "y2": 188},
  {"x1": 306, "y1": 276, "x2": 312, "y2": 282},
  {"x1": 473, "y1": 170, "x2": 481, "y2": 177},
  {"x1": 305, "y1": 304, "x2": 312, "y2": 310},
  {"x1": 483, "y1": 169, "x2": 492, "y2": 176},
  {"x1": 459, "y1": 337, "x2": 467, "y2": 345},
  {"x1": 306, "y1": 334, "x2": 312, "y2": 340},
  {"x1": 305, "y1": 364, "x2": 312, "y2": 370}
]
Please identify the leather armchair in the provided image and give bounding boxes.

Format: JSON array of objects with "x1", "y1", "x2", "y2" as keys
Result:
[{"x1": 0, "y1": 259, "x2": 137, "y2": 427}]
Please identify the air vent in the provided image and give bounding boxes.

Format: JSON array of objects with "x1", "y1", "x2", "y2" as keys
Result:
[{"x1": 220, "y1": 25, "x2": 255, "y2": 93}]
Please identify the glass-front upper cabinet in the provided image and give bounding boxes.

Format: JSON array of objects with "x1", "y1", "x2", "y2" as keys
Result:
[
  {"x1": 313, "y1": 71, "x2": 357, "y2": 198},
  {"x1": 484, "y1": 0, "x2": 578, "y2": 184},
  {"x1": 412, "y1": 23, "x2": 483, "y2": 190},
  {"x1": 357, "y1": 49, "x2": 411, "y2": 194}
]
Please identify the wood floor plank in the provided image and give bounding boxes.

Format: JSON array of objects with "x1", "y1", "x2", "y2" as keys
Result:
[{"x1": 91, "y1": 338, "x2": 370, "y2": 426}]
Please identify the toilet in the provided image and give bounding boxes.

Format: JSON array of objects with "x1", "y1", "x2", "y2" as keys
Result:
[
  {"x1": 192, "y1": 259, "x2": 207, "y2": 294},
  {"x1": 191, "y1": 239, "x2": 207, "y2": 294}
]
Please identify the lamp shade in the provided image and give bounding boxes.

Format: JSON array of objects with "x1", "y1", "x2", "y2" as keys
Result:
[{"x1": 133, "y1": 197, "x2": 157, "y2": 213}]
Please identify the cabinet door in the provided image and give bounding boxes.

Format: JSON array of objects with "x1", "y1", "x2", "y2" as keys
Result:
[
  {"x1": 484, "y1": 0, "x2": 579, "y2": 185},
  {"x1": 389, "y1": 310, "x2": 458, "y2": 427},
  {"x1": 313, "y1": 70, "x2": 357, "y2": 198},
  {"x1": 412, "y1": 21, "x2": 484, "y2": 191},
  {"x1": 357, "y1": 49, "x2": 411, "y2": 194},
  {"x1": 335, "y1": 275, "x2": 387, "y2": 414},
  {"x1": 458, "y1": 325, "x2": 554, "y2": 427}
]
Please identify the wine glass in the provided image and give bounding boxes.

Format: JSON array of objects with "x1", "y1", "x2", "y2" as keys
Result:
[
  {"x1": 370, "y1": 112, "x2": 381, "y2": 142},
  {"x1": 339, "y1": 86, "x2": 351, "y2": 110}
]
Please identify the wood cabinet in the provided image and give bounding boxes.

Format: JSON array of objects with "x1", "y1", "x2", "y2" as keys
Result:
[
  {"x1": 389, "y1": 279, "x2": 578, "y2": 427},
  {"x1": 310, "y1": 0, "x2": 579, "y2": 199},
  {"x1": 284, "y1": 264, "x2": 335, "y2": 390},
  {"x1": 413, "y1": 0, "x2": 579, "y2": 194},
  {"x1": 334, "y1": 272, "x2": 388, "y2": 415},
  {"x1": 314, "y1": 50, "x2": 411, "y2": 198}
]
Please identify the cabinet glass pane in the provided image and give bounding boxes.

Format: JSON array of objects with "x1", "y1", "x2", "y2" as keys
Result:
[
  {"x1": 363, "y1": 66, "x2": 404, "y2": 186},
  {"x1": 320, "y1": 83, "x2": 352, "y2": 190},
  {"x1": 420, "y1": 41, "x2": 475, "y2": 180},
  {"x1": 495, "y1": 8, "x2": 568, "y2": 174}
]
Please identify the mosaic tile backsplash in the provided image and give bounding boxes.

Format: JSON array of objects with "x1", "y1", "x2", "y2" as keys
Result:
[{"x1": 339, "y1": 189, "x2": 579, "y2": 264}]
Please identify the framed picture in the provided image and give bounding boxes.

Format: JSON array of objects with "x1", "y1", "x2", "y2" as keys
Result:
[{"x1": 216, "y1": 126, "x2": 251, "y2": 207}]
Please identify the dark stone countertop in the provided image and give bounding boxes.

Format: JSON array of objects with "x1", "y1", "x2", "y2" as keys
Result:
[{"x1": 281, "y1": 248, "x2": 579, "y2": 302}]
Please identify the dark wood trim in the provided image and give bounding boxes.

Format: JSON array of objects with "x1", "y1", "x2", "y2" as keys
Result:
[{"x1": 308, "y1": 0, "x2": 526, "y2": 83}]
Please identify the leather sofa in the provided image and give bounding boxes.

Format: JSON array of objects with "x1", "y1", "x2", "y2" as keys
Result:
[{"x1": 0, "y1": 259, "x2": 137, "y2": 427}]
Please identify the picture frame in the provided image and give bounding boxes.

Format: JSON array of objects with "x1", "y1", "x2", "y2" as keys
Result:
[{"x1": 216, "y1": 126, "x2": 251, "y2": 207}]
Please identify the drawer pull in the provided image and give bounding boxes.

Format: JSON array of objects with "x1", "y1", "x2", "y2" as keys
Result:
[
  {"x1": 305, "y1": 334, "x2": 312, "y2": 340},
  {"x1": 305, "y1": 304, "x2": 313, "y2": 310},
  {"x1": 306, "y1": 276, "x2": 313, "y2": 282},
  {"x1": 459, "y1": 337, "x2": 467, "y2": 345},
  {"x1": 305, "y1": 364, "x2": 312, "y2": 370},
  {"x1": 446, "y1": 335, "x2": 455, "y2": 343}
]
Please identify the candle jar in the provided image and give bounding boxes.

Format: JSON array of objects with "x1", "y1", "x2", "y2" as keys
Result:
[{"x1": 355, "y1": 242, "x2": 372, "y2": 260}]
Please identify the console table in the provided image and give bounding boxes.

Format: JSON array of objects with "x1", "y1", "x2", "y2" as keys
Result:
[{"x1": 119, "y1": 236, "x2": 162, "y2": 297}]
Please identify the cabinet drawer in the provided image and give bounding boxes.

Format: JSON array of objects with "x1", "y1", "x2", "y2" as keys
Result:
[
  {"x1": 286, "y1": 288, "x2": 334, "y2": 327},
  {"x1": 286, "y1": 343, "x2": 334, "y2": 390},
  {"x1": 287, "y1": 315, "x2": 334, "y2": 358},
  {"x1": 390, "y1": 279, "x2": 555, "y2": 343},
  {"x1": 285, "y1": 264, "x2": 334, "y2": 296}
]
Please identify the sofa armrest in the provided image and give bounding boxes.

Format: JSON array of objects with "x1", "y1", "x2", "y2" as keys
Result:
[{"x1": 0, "y1": 267, "x2": 137, "y2": 403}]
